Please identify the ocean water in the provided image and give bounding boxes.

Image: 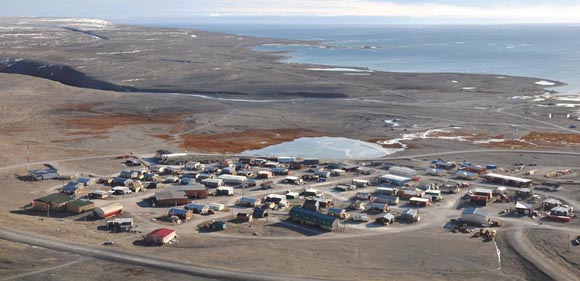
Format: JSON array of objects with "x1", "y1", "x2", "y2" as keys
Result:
[{"x1": 184, "y1": 24, "x2": 580, "y2": 93}]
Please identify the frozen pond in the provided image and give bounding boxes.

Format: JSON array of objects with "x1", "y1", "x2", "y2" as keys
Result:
[{"x1": 241, "y1": 137, "x2": 401, "y2": 159}]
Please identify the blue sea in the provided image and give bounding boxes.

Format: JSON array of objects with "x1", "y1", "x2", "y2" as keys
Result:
[{"x1": 155, "y1": 24, "x2": 580, "y2": 93}]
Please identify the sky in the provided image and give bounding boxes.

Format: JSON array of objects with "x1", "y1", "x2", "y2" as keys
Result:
[{"x1": 1, "y1": 0, "x2": 580, "y2": 24}]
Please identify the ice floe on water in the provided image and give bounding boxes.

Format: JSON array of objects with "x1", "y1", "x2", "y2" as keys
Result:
[
  {"x1": 384, "y1": 119, "x2": 400, "y2": 127},
  {"x1": 535, "y1": 80, "x2": 556, "y2": 86},
  {"x1": 307, "y1": 68, "x2": 373, "y2": 72},
  {"x1": 462, "y1": 87, "x2": 477, "y2": 90}
]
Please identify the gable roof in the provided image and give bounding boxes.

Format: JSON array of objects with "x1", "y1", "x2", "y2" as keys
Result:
[{"x1": 34, "y1": 193, "x2": 74, "y2": 204}]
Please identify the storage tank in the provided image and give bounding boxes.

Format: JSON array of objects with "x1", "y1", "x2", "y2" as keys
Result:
[{"x1": 94, "y1": 202, "x2": 123, "y2": 219}]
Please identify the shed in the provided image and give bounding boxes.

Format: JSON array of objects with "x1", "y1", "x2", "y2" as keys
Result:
[
  {"x1": 33, "y1": 193, "x2": 74, "y2": 212},
  {"x1": 253, "y1": 208, "x2": 268, "y2": 218},
  {"x1": 144, "y1": 228, "x2": 177, "y2": 246},
  {"x1": 400, "y1": 208, "x2": 420, "y2": 223},
  {"x1": 388, "y1": 166, "x2": 417, "y2": 177},
  {"x1": 168, "y1": 208, "x2": 193, "y2": 220},
  {"x1": 76, "y1": 177, "x2": 96, "y2": 186},
  {"x1": 327, "y1": 207, "x2": 347, "y2": 218},
  {"x1": 379, "y1": 174, "x2": 412, "y2": 186},
  {"x1": 236, "y1": 212, "x2": 253, "y2": 222},
  {"x1": 543, "y1": 198, "x2": 562, "y2": 210},
  {"x1": 366, "y1": 202, "x2": 389, "y2": 212},
  {"x1": 289, "y1": 207, "x2": 339, "y2": 231},
  {"x1": 208, "y1": 203, "x2": 225, "y2": 212},
  {"x1": 216, "y1": 186, "x2": 234, "y2": 196},
  {"x1": 461, "y1": 207, "x2": 489, "y2": 225},
  {"x1": 474, "y1": 188, "x2": 493, "y2": 200},
  {"x1": 375, "y1": 195, "x2": 400, "y2": 205},
  {"x1": 106, "y1": 218, "x2": 134, "y2": 232},
  {"x1": 94, "y1": 202, "x2": 123, "y2": 219},
  {"x1": 88, "y1": 190, "x2": 109, "y2": 199},
  {"x1": 484, "y1": 173, "x2": 532, "y2": 187},
  {"x1": 515, "y1": 201, "x2": 533, "y2": 215},
  {"x1": 375, "y1": 213, "x2": 395, "y2": 225},
  {"x1": 238, "y1": 197, "x2": 261, "y2": 207},
  {"x1": 352, "y1": 179, "x2": 370, "y2": 187},
  {"x1": 66, "y1": 199, "x2": 95, "y2": 214}
]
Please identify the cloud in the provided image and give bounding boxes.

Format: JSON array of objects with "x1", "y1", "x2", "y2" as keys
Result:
[{"x1": 200, "y1": 0, "x2": 580, "y2": 22}]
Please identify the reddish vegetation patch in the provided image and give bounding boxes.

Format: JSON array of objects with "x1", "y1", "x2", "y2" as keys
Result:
[
  {"x1": 65, "y1": 114, "x2": 183, "y2": 131},
  {"x1": 522, "y1": 132, "x2": 580, "y2": 145},
  {"x1": 60, "y1": 102, "x2": 105, "y2": 112},
  {"x1": 161, "y1": 129, "x2": 322, "y2": 153}
]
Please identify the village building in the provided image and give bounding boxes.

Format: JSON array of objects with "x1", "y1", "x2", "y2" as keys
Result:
[
  {"x1": 515, "y1": 201, "x2": 533, "y2": 215},
  {"x1": 94, "y1": 203, "x2": 123, "y2": 219},
  {"x1": 379, "y1": 174, "x2": 412, "y2": 186},
  {"x1": 289, "y1": 207, "x2": 339, "y2": 231},
  {"x1": 456, "y1": 171, "x2": 479, "y2": 180},
  {"x1": 62, "y1": 181, "x2": 83, "y2": 195},
  {"x1": 257, "y1": 170, "x2": 273, "y2": 179},
  {"x1": 352, "y1": 179, "x2": 370, "y2": 188},
  {"x1": 375, "y1": 213, "x2": 395, "y2": 225},
  {"x1": 238, "y1": 197, "x2": 261, "y2": 207},
  {"x1": 88, "y1": 190, "x2": 109, "y2": 199},
  {"x1": 155, "y1": 190, "x2": 189, "y2": 206},
  {"x1": 208, "y1": 203, "x2": 225, "y2": 212},
  {"x1": 327, "y1": 207, "x2": 347, "y2": 218},
  {"x1": 167, "y1": 184, "x2": 207, "y2": 199},
  {"x1": 168, "y1": 208, "x2": 193, "y2": 221},
  {"x1": 484, "y1": 173, "x2": 533, "y2": 187},
  {"x1": 461, "y1": 207, "x2": 489, "y2": 225},
  {"x1": 388, "y1": 166, "x2": 417, "y2": 178},
  {"x1": 375, "y1": 195, "x2": 400, "y2": 205},
  {"x1": 400, "y1": 208, "x2": 420, "y2": 223},
  {"x1": 543, "y1": 198, "x2": 562, "y2": 210},
  {"x1": 33, "y1": 193, "x2": 74, "y2": 212},
  {"x1": 144, "y1": 228, "x2": 177, "y2": 246},
  {"x1": 433, "y1": 160, "x2": 456, "y2": 170},
  {"x1": 185, "y1": 203, "x2": 209, "y2": 214},
  {"x1": 106, "y1": 218, "x2": 134, "y2": 232},
  {"x1": 66, "y1": 199, "x2": 95, "y2": 214},
  {"x1": 216, "y1": 186, "x2": 234, "y2": 196},
  {"x1": 410, "y1": 197, "x2": 431, "y2": 207},
  {"x1": 236, "y1": 212, "x2": 253, "y2": 223}
]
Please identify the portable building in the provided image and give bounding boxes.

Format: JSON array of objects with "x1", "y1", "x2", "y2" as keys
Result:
[
  {"x1": 208, "y1": 203, "x2": 225, "y2": 212},
  {"x1": 410, "y1": 197, "x2": 431, "y2": 207},
  {"x1": 474, "y1": 188, "x2": 493, "y2": 200},
  {"x1": 356, "y1": 192, "x2": 372, "y2": 200},
  {"x1": 180, "y1": 177, "x2": 196, "y2": 185},
  {"x1": 62, "y1": 182, "x2": 83, "y2": 195},
  {"x1": 484, "y1": 173, "x2": 532, "y2": 188},
  {"x1": 88, "y1": 190, "x2": 109, "y2": 199},
  {"x1": 357, "y1": 167, "x2": 374, "y2": 175},
  {"x1": 185, "y1": 203, "x2": 209, "y2": 214},
  {"x1": 66, "y1": 199, "x2": 95, "y2": 214},
  {"x1": 516, "y1": 188, "x2": 533, "y2": 199},
  {"x1": 351, "y1": 212, "x2": 370, "y2": 222},
  {"x1": 400, "y1": 208, "x2": 420, "y2": 223},
  {"x1": 237, "y1": 170, "x2": 253, "y2": 177},
  {"x1": 204, "y1": 166, "x2": 221, "y2": 174},
  {"x1": 494, "y1": 186, "x2": 508, "y2": 195},
  {"x1": 106, "y1": 218, "x2": 134, "y2": 232},
  {"x1": 160, "y1": 153, "x2": 189, "y2": 165},
  {"x1": 94, "y1": 203, "x2": 123, "y2": 219},
  {"x1": 315, "y1": 198, "x2": 334, "y2": 208},
  {"x1": 289, "y1": 207, "x2": 339, "y2": 231},
  {"x1": 303, "y1": 189, "x2": 322, "y2": 197},
  {"x1": 375, "y1": 187, "x2": 398, "y2": 196},
  {"x1": 184, "y1": 161, "x2": 204, "y2": 171},
  {"x1": 550, "y1": 206, "x2": 571, "y2": 217},
  {"x1": 155, "y1": 150, "x2": 173, "y2": 159},
  {"x1": 335, "y1": 184, "x2": 355, "y2": 192},
  {"x1": 262, "y1": 162, "x2": 279, "y2": 168},
  {"x1": 398, "y1": 188, "x2": 425, "y2": 200},
  {"x1": 221, "y1": 167, "x2": 237, "y2": 175},
  {"x1": 264, "y1": 194, "x2": 288, "y2": 206},
  {"x1": 433, "y1": 161, "x2": 456, "y2": 170},
  {"x1": 331, "y1": 169, "x2": 347, "y2": 176},
  {"x1": 76, "y1": 177, "x2": 96, "y2": 186},
  {"x1": 168, "y1": 185, "x2": 207, "y2": 199},
  {"x1": 352, "y1": 179, "x2": 370, "y2": 187},
  {"x1": 272, "y1": 167, "x2": 290, "y2": 175},
  {"x1": 314, "y1": 170, "x2": 331, "y2": 179},
  {"x1": 237, "y1": 213, "x2": 253, "y2": 222},
  {"x1": 33, "y1": 193, "x2": 74, "y2": 212},
  {"x1": 303, "y1": 158, "x2": 320, "y2": 165},
  {"x1": 543, "y1": 198, "x2": 562, "y2": 210},
  {"x1": 112, "y1": 186, "x2": 132, "y2": 195},
  {"x1": 515, "y1": 202, "x2": 533, "y2": 215},
  {"x1": 456, "y1": 171, "x2": 479, "y2": 180},
  {"x1": 217, "y1": 174, "x2": 247, "y2": 185},
  {"x1": 366, "y1": 203, "x2": 389, "y2": 212},
  {"x1": 375, "y1": 213, "x2": 395, "y2": 225},
  {"x1": 286, "y1": 192, "x2": 300, "y2": 200},
  {"x1": 388, "y1": 166, "x2": 417, "y2": 177},
  {"x1": 462, "y1": 164, "x2": 487, "y2": 174},
  {"x1": 257, "y1": 171, "x2": 273, "y2": 179},
  {"x1": 277, "y1": 157, "x2": 296, "y2": 164},
  {"x1": 379, "y1": 174, "x2": 412, "y2": 186},
  {"x1": 216, "y1": 186, "x2": 234, "y2": 196},
  {"x1": 253, "y1": 208, "x2": 268, "y2": 218},
  {"x1": 197, "y1": 173, "x2": 214, "y2": 180},
  {"x1": 283, "y1": 176, "x2": 303, "y2": 185},
  {"x1": 461, "y1": 208, "x2": 489, "y2": 225},
  {"x1": 238, "y1": 197, "x2": 261, "y2": 207},
  {"x1": 144, "y1": 228, "x2": 177, "y2": 246},
  {"x1": 31, "y1": 168, "x2": 59, "y2": 181},
  {"x1": 111, "y1": 177, "x2": 132, "y2": 187},
  {"x1": 168, "y1": 208, "x2": 193, "y2": 220},
  {"x1": 375, "y1": 195, "x2": 399, "y2": 205},
  {"x1": 201, "y1": 178, "x2": 224, "y2": 188},
  {"x1": 155, "y1": 190, "x2": 189, "y2": 206},
  {"x1": 424, "y1": 190, "x2": 443, "y2": 202}
]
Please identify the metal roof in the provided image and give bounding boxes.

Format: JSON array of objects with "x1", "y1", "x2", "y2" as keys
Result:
[
  {"x1": 486, "y1": 173, "x2": 532, "y2": 183},
  {"x1": 155, "y1": 190, "x2": 187, "y2": 201},
  {"x1": 34, "y1": 193, "x2": 74, "y2": 204},
  {"x1": 462, "y1": 207, "x2": 488, "y2": 217},
  {"x1": 289, "y1": 207, "x2": 337, "y2": 226}
]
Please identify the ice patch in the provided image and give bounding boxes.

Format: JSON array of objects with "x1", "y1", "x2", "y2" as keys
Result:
[
  {"x1": 451, "y1": 80, "x2": 459, "y2": 83},
  {"x1": 462, "y1": 87, "x2": 477, "y2": 90},
  {"x1": 384, "y1": 119, "x2": 400, "y2": 127},
  {"x1": 307, "y1": 68, "x2": 373, "y2": 72},
  {"x1": 96, "y1": 50, "x2": 142, "y2": 55},
  {"x1": 535, "y1": 80, "x2": 556, "y2": 86},
  {"x1": 190, "y1": 34, "x2": 197, "y2": 38}
]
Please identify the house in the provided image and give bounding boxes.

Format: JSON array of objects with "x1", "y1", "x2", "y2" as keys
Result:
[
  {"x1": 375, "y1": 195, "x2": 399, "y2": 205},
  {"x1": 201, "y1": 178, "x2": 224, "y2": 188},
  {"x1": 168, "y1": 208, "x2": 193, "y2": 220},
  {"x1": 62, "y1": 181, "x2": 83, "y2": 195},
  {"x1": 76, "y1": 177, "x2": 96, "y2": 186},
  {"x1": 155, "y1": 190, "x2": 189, "y2": 206},
  {"x1": 289, "y1": 207, "x2": 339, "y2": 231},
  {"x1": 375, "y1": 187, "x2": 398, "y2": 196},
  {"x1": 456, "y1": 171, "x2": 478, "y2": 180},
  {"x1": 484, "y1": 173, "x2": 532, "y2": 188},
  {"x1": 184, "y1": 161, "x2": 204, "y2": 171},
  {"x1": 303, "y1": 199, "x2": 320, "y2": 211},
  {"x1": 543, "y1": 198, "x2": 562, "y2": 210},
  {"x1": 426, "y1": 167, "x2": 447, "y2": 176},
  {"x1": 515, "y1": 201, "x2": 533, "y2": 215},
  {"x1": 357, "y1": 167, "x2": 374, "y2": 175},
  {"x1": 303, "y1": 189, "x2": 322, "y2": 198},
  {"x1": 264, "y1": 194, "x2": 288, "y2": 207},
  {"x1": 272, "y1": 167, "x2": 289, "y2": 176},
  {"x1": 470, "y1": 195, "x2": 489, "y2": 207},
  {"x1": 33, "y1": 193, "x2": 74, "y2": 212},
  {"x1": 327, "y1": 207, "x2": 347, "y2": 218},
  {"x1": 277, "y1": 156, "x2": 295, "y2": 164},
  {"x1": 356, "y1": 192, "x2": 371, "y2": 200},
  {"x1": 286, "y1": 192, "x2": 300, "y2": 200},
  {"x1": 410, "y1": 197, "x2": 431, "y2": 207},
  {"x1": 314, "y1": 170, "x2": 331, "y2": 179},
  {"x1": 283, "y1": 176, "x2": 303, "y2": 185},
  {"x1": 217, "y1": 174, "x2": 247, "y2": 185},
  {"x1": 111, "y1": 177, "x2": 132, "y2": 187},
  {"x1": 398, "y1": 188, "x2": 425, "y2": 200},
  {"x1": 350, "y1": 200, "x2": 366, "y2": 211},
  {"x1": 216, "y1": 186, "x2": 234, "y2": 196},
  {"x1": 208, "y1": 203, "x2": 225, "y2": 212},
  {"x1": 352, "y1": 212, "x2": 370, "y2": 222},
  {"x1": 88, "y1": 190, "x2": 109, "y2": 199},
  {"x1": 236, "y1": 213, "x2": 253, "y2": 222},
  {"x1": 550, "y1": 206, "x2": 571, "y2": 217},
  {"x1": 331, "y1": 169, "x2": 346, "y2": 176},
  {"x1": 31, "y1": 168, "x2": 59, "y2": 181},
  {"x1": 238, "y1": 197, "x2": 261, "y2": 207},
  {"x1": 474, "y1": 188, "x2": 493, "y2": 200},
  {"x1": 335, "y1": 184, "x2": 355, "y2": 192},
  {"x1": 379, "y1": 174, "x2": 412, "y2": 186},
  {"x1": 220, "y1": 167, "x2": 237, "y2": 175},
  {"x1": 342, "y1": 165, "x2": 359, "y2": 172},
  {"x1": 366, "y1": 203, "x2": 389, "y2": 212},
  {"x1": 66, "y1": 199, "x2": 95, "y2": 214},
  {"x1": 253, "y1": 207, "x2": 268, "y2": 218},
  {"x1": 461, "y1": 207, "x2": 489, "y2": 225},
  {"x1": 185, "y1": 203, "x2": 209, "y2": 214},
  {"x1": 352, "y1": 179, "x2": 370, "y2": 188},
  {"x1": 112, "y1": 186, "x2": 132, "y2": 195},
  {"x1": 94, "y1": 203, "x2": 123, "y2": 219},
  {"x1": 400, "y1": 208, "x2": 420, "y2": 223},
  {"x1": 168, "y1": 184, "x2": 207, "y2": 199},
  {"x1": 257, "y1": 171, "x2": 273, "y2": 179},
  {"x1": 375, "y1": 213, "x2": 395, "y2": 225},
  {"x1": 106, "y1": 218, "x2": 134, "y2": 232},
  {"x1": 237, "y1": 170, "x2": 253, "y2": 177},
  {"x1": 388, "y1": 166, "x2": 417, "y2": 177},
  {"x1": 462, "y1": 164, "x2": 487, "y2": 174},
  {"x1": 144, "y1": 228, "x2": 177, "y2": 246},
  {"x1": 433, "y1": 160, "x2": 456, "y2": 170}
]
